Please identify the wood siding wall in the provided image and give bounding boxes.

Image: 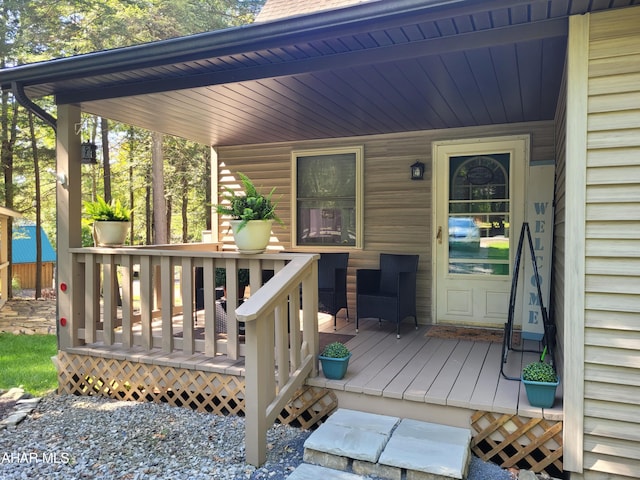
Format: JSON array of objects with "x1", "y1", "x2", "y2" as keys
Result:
[
  {"x1": 217, "y1": 121, "x2": 554, "y2": 325},
  {"x1": 580, "y1": 7, "x2": 640, "y2": 479},
  {"x1": 12, "y1": 263, "x2": 55, "y2": 290}
]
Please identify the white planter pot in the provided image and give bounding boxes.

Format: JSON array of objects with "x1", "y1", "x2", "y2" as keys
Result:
[
  {"x1": 230, "y1": 219, "x2": 273, "y2": 254},
  {"x1": 93, "y1": 221, "x2": 131, "y2": 247}
]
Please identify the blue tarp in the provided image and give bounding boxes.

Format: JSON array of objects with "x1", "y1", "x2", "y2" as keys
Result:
[{"x1": 12, "y1": 225, "x2": 56, "y2": 264}]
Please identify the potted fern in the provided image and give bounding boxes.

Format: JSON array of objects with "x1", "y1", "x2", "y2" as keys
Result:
[
  {"x1": 319, "y1": 341, "x2": 351, "y2": 380},
  {"x1": 215, "y1": 172, "x2": 282, "y2": 253},
  {"x1": 84, "y1": 195, "x2": 133, "y2": 247},
  {"x1": 522, "y1": 355, "x2": 559, "y2": 408}
]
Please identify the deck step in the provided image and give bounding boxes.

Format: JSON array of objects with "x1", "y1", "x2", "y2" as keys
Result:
[{"x1": 297, "y1": 408, "x2": 472, "y2": 480}]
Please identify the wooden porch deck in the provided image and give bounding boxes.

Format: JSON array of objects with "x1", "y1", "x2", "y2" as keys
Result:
[
  {"x1": 309, "y1": 316, "x2": 563, "y2": 426},
  {"x1": 66, "y1": 310, "x2": 563, "y2": 425}
]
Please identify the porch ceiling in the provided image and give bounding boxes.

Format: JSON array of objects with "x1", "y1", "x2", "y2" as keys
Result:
[{"x1": 2, "y1": 0, "x2": 636, "y2": 146}]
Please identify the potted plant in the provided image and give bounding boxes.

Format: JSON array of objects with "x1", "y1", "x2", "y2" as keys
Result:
[
  {"x1": 215, "y1": 172, "x2": 282, "y2": 253},
  {"x1": 319, "y1": 341, "x2": 351, "y2": 380},
  {"x1": 522, "y1": 359, "x2": 559, "y2": 408},
  {"x1": 84, "y1": 195, "x2": 133, "y2": 247}
]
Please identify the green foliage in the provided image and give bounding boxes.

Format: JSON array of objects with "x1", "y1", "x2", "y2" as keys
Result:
[
  {"x1": 320, "y1": 342, "x2": 350, "y2": 359},
  {"x1": 215, "y1": 172, "x2": 282, "y2": 232},
  {"x1": 84, "y1": 195, "x2": 132, "y2": 221},
  {"x1": 0, "y1": 334, "x2": 58, "y2": 396},
  {"x1": 522, "y1": 361, "x2": 557, "y2": 383}
]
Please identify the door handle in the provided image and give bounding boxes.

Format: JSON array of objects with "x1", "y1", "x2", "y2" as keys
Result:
[{"x1": 436, "y1": 226, "x2": 442, "y2": 244}]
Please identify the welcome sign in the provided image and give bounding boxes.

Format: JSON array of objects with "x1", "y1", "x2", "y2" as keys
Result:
[{"x1": 521, "y1": 164, "x2": 555, "y2": 341}]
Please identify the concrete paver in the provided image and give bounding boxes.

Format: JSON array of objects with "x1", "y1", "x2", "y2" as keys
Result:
[
  {"x1": 378, "y1": 419, "x2": 471, "y2": 479},
  {"x1": 304, "y1": 409, "x2": 399, "y2": 463}
]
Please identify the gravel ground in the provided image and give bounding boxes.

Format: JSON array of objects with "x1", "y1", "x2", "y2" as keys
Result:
[{"x1": 0, "y1": 394, "x2": 513, "y2": 479}]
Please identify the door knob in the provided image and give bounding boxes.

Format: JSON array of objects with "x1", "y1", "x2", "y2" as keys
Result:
[{"x1": 437, "y1": 226, "x2": 442, "y2": 244}]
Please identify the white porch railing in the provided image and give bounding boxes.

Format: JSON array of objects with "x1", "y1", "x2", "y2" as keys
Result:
[{"x1": 64, "y1": 246, "x2": 319, "y2": 466}]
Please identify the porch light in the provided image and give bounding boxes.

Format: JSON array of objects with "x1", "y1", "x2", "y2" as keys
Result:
[
  {"x1": 81, "y1": 141, "x2": 97, "y2": 164},
  {"x1": 410, "y1": 161, "x2": 425, "y2": 180}
]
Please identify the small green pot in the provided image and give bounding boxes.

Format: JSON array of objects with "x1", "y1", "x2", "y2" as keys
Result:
[
  {"x1": 319, "y1": 353, "x2": 351, "y2": 380},
  {"x1": 522, "y1": 377, "x2": 560, "y2": 408}
]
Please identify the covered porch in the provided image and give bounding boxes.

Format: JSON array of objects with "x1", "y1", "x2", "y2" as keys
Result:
[{"x1": 54, "y1": 248, "x2": 563, "y2": 474}]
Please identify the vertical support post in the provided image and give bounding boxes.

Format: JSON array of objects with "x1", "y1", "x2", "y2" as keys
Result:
[
  {"x1": 102, "y1": 255, "x2": 116, "y2": 346},
  {"x1": 140, "y1": 255, "x2": 153, "y2": 350},
  {"x1": 211, "y1": 147, "x2": 219, "y2": 242},
  {"x1": 56, "y1": 104, "x2": 82, "y2": 350},
  {"x1": 301, "y1": 258, "x2": 319, "y2": 376},
  {"x1": 84, "y1": 254, "x2": 98, "y2": 344},
  {"x1": 181, "y1": 257, "x2": 194, "y2": 355},
  {"x1": 160, "y1": 256, "x2": 174, "y2": 353},
  {"x1": 244, "y1": 311, "x2": 275, "y2": 467},
  {"x1": 203, "y1": 257, "x2": 217, "y2": 356},
  {"x1": 225, "y1": 258, "x2": 239, "y2": 360},
  {"x1": 120, "y1": 255, "x2": 133, "y2": 348}
]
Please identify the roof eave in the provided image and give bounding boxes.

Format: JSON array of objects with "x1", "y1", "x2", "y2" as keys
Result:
[{"x1": 0, "y1": 0, "x2": 474, "y2": 91}]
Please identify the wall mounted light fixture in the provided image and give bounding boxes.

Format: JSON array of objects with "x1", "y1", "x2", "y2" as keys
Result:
[
  {"x1": 81, "y1": 141, "x2": 97, "y2": 164},
  {"x1": 410, "y1": 161, "x2": 425, "y2": 180}
]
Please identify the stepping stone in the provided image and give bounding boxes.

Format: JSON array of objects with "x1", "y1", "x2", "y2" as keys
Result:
[
  {"x1": 287, "y1": 463, "x2": 367, "y2": 480},
  {"x1": 378, "y1": 419, "x2": 471, "y2": 479},
  {"x1": 304, "y1": 409, "x2": 399, "y2": 463}
]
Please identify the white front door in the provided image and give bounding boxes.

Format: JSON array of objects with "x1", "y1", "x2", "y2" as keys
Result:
[{"x1": 433, "y1": 136, "x2": 529, "y2": 327}]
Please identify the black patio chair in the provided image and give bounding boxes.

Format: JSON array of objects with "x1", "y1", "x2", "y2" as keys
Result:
[
  {"x1": 356, "y1": 253, "x2": 419, "y2": 338},
  {"x1": 318, "y1": 252, "x2": 349, "y2": 330}
]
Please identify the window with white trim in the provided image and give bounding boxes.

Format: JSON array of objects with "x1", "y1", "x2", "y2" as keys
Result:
[{"x1": 292, "y1": 146, "x2": 363, "y2": 249}]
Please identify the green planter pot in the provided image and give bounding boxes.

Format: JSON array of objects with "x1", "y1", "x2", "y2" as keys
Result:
[
  {"x1": 319, "y1": 353, "x2": 351, "y2": 380},
  {"x1": 522, "y1": 377, "x2": 560, "y2": 408}
]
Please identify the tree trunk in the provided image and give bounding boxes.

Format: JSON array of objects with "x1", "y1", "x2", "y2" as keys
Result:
[
  {"x1": 28, "y1": 112, "x2": 43, "y2": 298},
  {"x1": 151, "y1": 131, "x2": 167, "y2": 245},
  {"x1": 1, "y1": 87, "x2": 18, "y2": 298},
  {"x1": 101, "y1": 117, "x2": 111, "y2": 202}
]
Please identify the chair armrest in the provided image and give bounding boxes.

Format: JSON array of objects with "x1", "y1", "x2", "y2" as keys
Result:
[
  {"x1": 357, "y1": 269, "x2": 381, "y2": 294},
  {"x1": 397, "y1": 271, "x2": 417, "y2": 296},
  {"x1": 334, "y1": 268, "x2": 347, "y2": 293}
]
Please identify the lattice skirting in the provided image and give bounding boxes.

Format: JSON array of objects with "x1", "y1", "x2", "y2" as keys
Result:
[
  {"x1": 56, "y1": 351, "x2": 338, "y2": 429},
  {"x1": 471, "y1": 410, "x2": 563, "y2": 476}
]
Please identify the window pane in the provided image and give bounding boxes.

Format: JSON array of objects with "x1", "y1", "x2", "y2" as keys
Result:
[
  {"x1": 448, "y1": 153, "x2": 510, "y2": 276},
  {"x1": 296, "y1": 152, "x2": 357, "y2": 246},
  {"x1": 297, "y1": 200, "x2": 356, "y2": 246}
]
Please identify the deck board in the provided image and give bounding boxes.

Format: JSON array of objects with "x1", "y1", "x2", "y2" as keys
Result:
[
  {"x1": 404, "y1": 339, "x2": 458, "y2": 402},
  {"x1": 447, "y1": 341, "x2": 492, "y2": 409},
  {"x1": 361, "y1": 329, "x2": 430, "y2": 396},
  {"x1": 467, "y1": 342, "x2": 505, "y2": 411}
]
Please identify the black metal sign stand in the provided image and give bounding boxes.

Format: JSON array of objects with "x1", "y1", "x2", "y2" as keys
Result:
[{"x1": 501, "y1": 222, "x2": 556, "y2": 380}]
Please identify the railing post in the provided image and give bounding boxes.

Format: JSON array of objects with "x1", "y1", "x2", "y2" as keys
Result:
[
  {"x1": 203, "y1": 257, "x2": 217, "y2": 356},
  {"x1": 225, "y1": 258, "x2": 239, "y2": 360},
  {"x1": 139, "y1": 255, "x2": 153, "y2": 350},
  {"x1": 301, "y1": 260, "x2": 319, "y2": 376},
  {"x1": 84, "y1": 254, "x2": 98, "y2": 344},
  {"x1": 181, "y1": 257, "x2": 194, "y2": 355},
  {"x1": 244, "y1": 311, "x2": 275, "y2": 467},
  {"x1": 102, "y1": 255, "x2": 116, "y2": 346},
  {"x1": 120, "y1": 255, "x2": 133, "y2": 348},
  {"x1": 160, "y1": 256, "x2": 174, "y2": 353}
]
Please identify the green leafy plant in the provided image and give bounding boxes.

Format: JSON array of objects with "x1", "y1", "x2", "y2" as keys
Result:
[
  {"x1": 320, "y1": 341, "x2": 350, "y2": 359},
  {"x1": 215, "y1": 172, "x2": 282, "y2": 232},
  {"x1": 84, "y1": 195, "x2": 132, "y2": 222},
  {"x1": 522, "y1": 361, "x2": 557, "y2": 383}
]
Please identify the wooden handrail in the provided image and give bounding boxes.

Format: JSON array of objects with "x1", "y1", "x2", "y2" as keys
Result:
[
  {"x1": 64, "y1": 247, "x2": 320, "y2": 468},
  {"x1": 237, "y1": 253, "x2": 319, "y2": 467}
]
